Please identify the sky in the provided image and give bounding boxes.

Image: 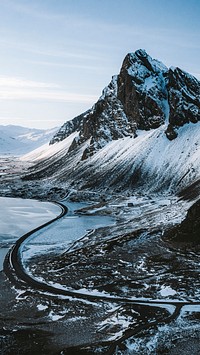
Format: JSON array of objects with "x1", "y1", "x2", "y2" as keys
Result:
[{"x1": 0, "y1": 0, "x2": 199, "y2": 129}]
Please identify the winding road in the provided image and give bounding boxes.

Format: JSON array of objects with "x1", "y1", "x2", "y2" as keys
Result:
[{"x1": 3, "y1": 199, "x2": 200, "y2": 353}]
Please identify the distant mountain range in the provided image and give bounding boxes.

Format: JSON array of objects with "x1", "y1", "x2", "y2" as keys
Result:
[
  {"x1": 0, "y1": 125, "x2": 58, "y2": 155},
  {"x1": 22, "y1": 49, "x2": 200, "y2": 196}
]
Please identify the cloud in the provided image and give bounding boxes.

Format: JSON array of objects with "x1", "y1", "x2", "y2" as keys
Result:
[
  {"x1": 0, "y1": 76, "x2": 60, "y2": 89},
  {"x1": 2, "y1": 1, "x2": 199, "y2": 67},
  {"x1": 0, "y1": 90, "x2": 97, "y2": 103},
  {"x1": 0, "y1": 75, "x2": 97, "y2": 103},
  {"x1": 0, "y1": 38, "x2": 101, "y2": 62},
  {"x1": 27, "y1": 60, "x2": 101, "y2": 71},
  {"x1": 0, "y1": 0, "x2": 65, "y2": 21}
]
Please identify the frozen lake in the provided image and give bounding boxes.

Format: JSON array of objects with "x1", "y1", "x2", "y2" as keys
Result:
[
  {"x1": 0, "y1": 197, "x2": 115, "y2": 271},
  {"x1": 0, "y1": 197, "x2": 61, "y2": 270},
  {"x1": 20, "y1": 200, "x2": 115, "y2": 265}
]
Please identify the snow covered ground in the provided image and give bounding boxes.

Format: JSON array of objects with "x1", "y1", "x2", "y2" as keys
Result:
[
  {"x1": 21, "y1": 131, "x2": 78, "y2": 162},
  {"x1": 0, "y1": 125, "x2": 58, "y2": 155},
  {"x1": 20, "y1": 195, "x2": 194, "y2": 302}
]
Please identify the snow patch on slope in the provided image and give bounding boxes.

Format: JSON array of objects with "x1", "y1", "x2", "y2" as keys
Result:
[
  {"x1": 21, "y1": 121, "x2": 200, "y2": 194},
  {"x1": 76, "y1": 122, "x2": 200, "y2": 195},
  {"x1": 21, "y1": 131, "x2": 79, "y2": 162},
  {"x1": 0, "y1": 125, "x2": 58, "y2": 155}
]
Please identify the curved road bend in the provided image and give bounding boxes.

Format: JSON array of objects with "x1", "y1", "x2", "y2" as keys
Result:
[
  {"x1": 3, "y1": 200, "x2": 200, "y2": 352},
  {"x1": 3, "y1": 201, "x2": 67, "y2": 286}
]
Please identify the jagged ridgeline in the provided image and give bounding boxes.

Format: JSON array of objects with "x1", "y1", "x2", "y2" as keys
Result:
[
  {"x1": 50, "y1": 49, "x2": 200, "y2": 158},
  {"x1": 23, "y1": 49, "x2": 200, "y2": 194}
]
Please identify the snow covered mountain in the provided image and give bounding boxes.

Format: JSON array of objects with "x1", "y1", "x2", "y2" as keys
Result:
[
  {"x1": 21, "y1": 50, "x2": 200, "y2": 196},
  {"x1": 0, "y1": 125, "x2": 58, "y2": 155},
  {"x1": 50, "y1": 49, "x2": 200, "y2": 157}
]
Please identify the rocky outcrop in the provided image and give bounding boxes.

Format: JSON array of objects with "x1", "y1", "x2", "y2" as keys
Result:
[
  {"x1": 51, "y1": 76, "x2": 136, "y2": 159},
  {"x1": 49, "y1": 112, "x2": 88, "y2": 145},
  {"x1": 166, "y1": 67, "x2": 200, "y2": 140},
  {"x1": 167, "y1": 199, "x2": 200, "y2": 244},
  {"x1": 50, "y1": 49, "x2": 200, "y2": 158}
]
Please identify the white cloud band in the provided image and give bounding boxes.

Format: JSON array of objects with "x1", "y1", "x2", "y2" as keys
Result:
[{"x1": 0, "y1": 76, "x2": 97, "y2": 103}]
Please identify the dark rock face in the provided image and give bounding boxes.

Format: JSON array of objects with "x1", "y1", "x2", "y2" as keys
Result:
[
  {"x1": 49, "y1": 112, "x2": 87, "y2": 145},
  {"x1": 166, "y1": 67, "x2": 200, "y2": 139},
  {"x1": 165, "y1": 123, "x2": 178, "y2": 140},
  {"x1": 117, "y1": 49, "x2": 168, "y2": 130},
  {"x1": 50, "y1": 49, "x2": 200, "y2": 158},
  {"x1": 168, "y1": 199, "x2": 200, "y2": 244},
  {"x1": 53, "y1": 76, "x2": 136, "y2": 159}
]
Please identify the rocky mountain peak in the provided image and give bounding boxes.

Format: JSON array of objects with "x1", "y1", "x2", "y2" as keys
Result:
[
  {"x1": 50, "y1": 49, "x2": 200, "y2": 158},
  {"x1": 124, "y1": 49, "x2": 168, "y2": 74},
  {"x1": 117, "y1": 49, "x2": 168, "y2": 132}
]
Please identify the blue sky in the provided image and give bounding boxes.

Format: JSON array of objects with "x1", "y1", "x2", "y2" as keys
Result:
[{"x1": 0, "y1": 0, "x2": 199, "y2": 129}]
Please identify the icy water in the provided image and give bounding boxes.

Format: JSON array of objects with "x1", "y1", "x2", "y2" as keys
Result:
[
  {"x1": 0, "y1": 197, "x2": 61, "y2": 270},
  {"x1": 21, "y1": 200, "x2": 115, "y2": 263},
  {"x1": 0, "y1": 248, "x2": 9, "y2": 270},
  {"x1": 0, "y1": 197, "x2": 115, "y2": 270}
]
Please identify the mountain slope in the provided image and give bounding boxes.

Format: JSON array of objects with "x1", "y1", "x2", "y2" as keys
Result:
[
  {"x1": 50, "y1": 49, "x2": 200, "y2": 158},
  {"x1": 22, "y1": 121, "x2": 200, "y2": 195},
  {"x1": 21, "y1": 50, "x2": 200, "y2": 195},
  {"x1": 0, "y1": 125, "x2": 58, "y2": 155}
]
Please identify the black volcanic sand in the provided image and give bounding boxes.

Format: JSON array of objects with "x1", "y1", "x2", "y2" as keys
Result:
[
  {"x1": 0, "y1": 271, "x2": 174, "y2": 355},
  {"x1": 29, "y1": 226, "x2": 200, "y2": 302},
  {"x1": 0, "y1": 271, "x2": 110, "y2": 354},
  {"x1": 1, "y1": 198, "x2": 200, "y2": 354},
  {"x1": 2, "y1": 234, "x2": 199, "y2": 352}
]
